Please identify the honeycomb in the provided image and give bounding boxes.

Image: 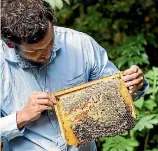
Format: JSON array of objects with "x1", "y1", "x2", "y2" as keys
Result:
[{"x1": 54, "y1": 73, "x2": 136, "y2": 146}]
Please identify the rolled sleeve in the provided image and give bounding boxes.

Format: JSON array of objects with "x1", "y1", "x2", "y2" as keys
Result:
[
  {"x1": 0, "y1": 112, "x2": 25, "y2": 141},
  {"x1": 131, "y1": 78, "x2": 149, "y2": 100}
]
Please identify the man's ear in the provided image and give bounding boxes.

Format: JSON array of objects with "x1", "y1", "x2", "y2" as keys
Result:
[{"x1": 7, "y1": 42, "x2": 15, "y2": 48}]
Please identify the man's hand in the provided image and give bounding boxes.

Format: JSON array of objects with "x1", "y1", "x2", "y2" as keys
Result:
[
  {"x1": 17, "y1": 91, "x2": 57, "y2": 129},
  {"x1": 121, "y1": 65, "x2": 144, "y2": 94}
]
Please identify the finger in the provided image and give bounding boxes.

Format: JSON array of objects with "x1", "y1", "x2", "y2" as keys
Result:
[
  {"x1": 125, "y1": 76, "x2": 144, "y2": 87},
  {"x1": 129, "y1": 86, "x2": 134, "y2": 90},
  {"x1": 137, "y1": 82, "x2": 144, "y2": 89},
  {"x1": 129, "y1": 82, "x2": 144, "y2": 94},
  {"x1": 129, "y1": 88, "x2": 135, "y2": 94},
  {"x1": 129, "y1": 85, "x2": 136, "y2": 93},
  {"x1": 38, "y1": 105, "x2": 53, "y2": 112},
  {"x1": 32, "y1": 91, "x2": 42, "y2": 95},
  {"x1": 122, "y1": 68, "x2": 143, "y2": 82},
  {"x1": 123, "y1": 66, "x2": 139, "y2": 76},
  {"x1": 50, "y1": 94, "x2": 57, "y2": 104},
  {"x1": 130, "y1": 65, "x2": 140, "y2": 69},
  {"x1": 121, "y1": 72, "x2": 142, "y2": 82},
  {"x1": 33, "y1": 92, "x2": 51, "y2": 99},
  {"x1": 37, "y1": 99, "x2": 54, "y2": 107}
]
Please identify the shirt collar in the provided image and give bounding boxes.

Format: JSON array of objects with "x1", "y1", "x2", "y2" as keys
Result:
[{"x1": 3, "y1": 32, "x2": 61, "y2": 68}]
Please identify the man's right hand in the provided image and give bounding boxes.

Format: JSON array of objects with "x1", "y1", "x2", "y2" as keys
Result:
[{"x1": 17, "y1": 91, "x2": 57, "y2": 129}]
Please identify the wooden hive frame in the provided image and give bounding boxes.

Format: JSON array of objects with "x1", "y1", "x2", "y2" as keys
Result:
[{"x1": 53, "y1": 72, "x2": 136, "y2": 145}]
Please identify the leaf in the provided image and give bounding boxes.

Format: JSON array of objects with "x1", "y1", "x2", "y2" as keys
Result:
[
  {"x1": 146, "y1": 87, "x2": 155, "y2": 95},
  {"x1": 63, "y1": 0, "x2": 70, "y2": 4},
  {"x1": 102, "y1": 136, "x2": 139, "y2": 151},
  {"x1": 45, "y1": 0, "x2": 69, "y2": 9},
  {"x1": 45, "y1": 0, "x2": 62, "y2": 9},
  {"x1": 134, "y1": 115, "x2": 158, "y2": 131},
  {"x1": 111, "y1": 34, "x2": 149, "y2": 70},
  {"x1": 134, "y1": 98, "x2": 144, "y2": 109},
  {"x1": 125, "y1": 140, "x2": 139, "y2": 146},
  {"x1": 145, "y1": 149, "x2": 158, "y2": 151},
  {"x1": 144, "y1": 99, "x2": 157, "y2": 111},
  {"x1": 110, "y1": 148, "x2": 118, "y2": 151},
  {"x1": 124, "y1": 145, "x2": 133, "y2": 151}
]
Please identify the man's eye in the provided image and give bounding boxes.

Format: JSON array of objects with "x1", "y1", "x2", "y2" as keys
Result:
[
  {"x1": 31, "y1": 49, "x2": 43, "y2": 52},
  {"x1": 37, "y1": 49, "x2": 43, "y2": 51}
]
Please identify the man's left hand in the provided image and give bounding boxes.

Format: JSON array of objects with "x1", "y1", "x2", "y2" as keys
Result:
[{"x1": 121, "y1": 65, "x2": 144, "y2": 94}]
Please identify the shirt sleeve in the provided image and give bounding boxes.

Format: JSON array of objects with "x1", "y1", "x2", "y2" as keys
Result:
[
  {"x1": 0, "y1": 113, "x2": 25, "y2": 141},
  {"x1": 0, "y1": 40, "x2": 25, "y2": 141},
  {"x1": 87, "y1": 36, "x2": 148, "y2": 100}
]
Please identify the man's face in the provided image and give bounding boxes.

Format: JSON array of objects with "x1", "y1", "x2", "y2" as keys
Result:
[{"x1": 18, "y1": 22, "x2": 54, "y2": 64}]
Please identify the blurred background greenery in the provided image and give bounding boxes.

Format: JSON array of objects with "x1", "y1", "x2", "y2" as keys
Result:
[{"x1": 51, "y1": 0, "x2": 158, "y2": 151}]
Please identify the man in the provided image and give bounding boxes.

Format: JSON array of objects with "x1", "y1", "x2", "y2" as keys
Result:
[{"x1": 0, "y1": 0, "x2": 148, "y2": 151}]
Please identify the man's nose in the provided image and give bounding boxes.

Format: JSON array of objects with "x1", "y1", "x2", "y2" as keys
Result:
[
  {"x1": 48, "y1": 44, "x2": 53, "y2": 52},
  {"x1": 42, "y1": 48, "x2": 52, "y2": 58}
]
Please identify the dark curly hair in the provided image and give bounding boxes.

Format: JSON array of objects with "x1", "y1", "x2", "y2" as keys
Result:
[{"x1": 1, "y1": 0, "x2": 57, "y2": 44}]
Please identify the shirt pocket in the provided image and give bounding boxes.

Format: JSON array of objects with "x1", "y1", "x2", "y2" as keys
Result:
[
  {"x1": 61, "y1": 61, "x2": 89, "y2": 88},
  {"x1": 63, "y1": 68, "x2": 88, "y2": 89},
  {"x1": 63, "y1": 72, "x2": 86, "y2": 87}
]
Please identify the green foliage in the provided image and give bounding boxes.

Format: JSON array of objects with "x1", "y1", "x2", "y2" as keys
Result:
[
  {"x1": 45, "y1": 0, "x2": 69, "y2": 10},
  {"x1": 56, "y1": 0, "x2": 158, "y2": 150},
  {"x1": 101, "y1": 136, "x2": 139, "y2": 151},
  {"x1": 145, "y1": 67, "x2": 158, "y2": 97},
  {"x1": 57, "y1": 0, "x2": 158, "y2": 48},
  {"x1": 145, "y1": 149, "x2": 158, "y2": 151},
  {"x1": 110, "y1": 34, "x2": 149, "y2": 70},
  {"x1": 131, "y1": 67, "x2": 158, "y2": 150},
  {"x1": 134, "y1": 115, "x2": 158, "y2": 131}
]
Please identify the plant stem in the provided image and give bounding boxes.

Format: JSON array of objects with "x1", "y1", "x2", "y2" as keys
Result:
[
  {"x1": 144, "y1": 129, "x2": 150, "y2": 150},
  {"x1": 152, "y1": 68, "x2": 157, "y2": 97},
  {"x1": 130, "y1": 130, "x2": 135, "y2": 140},
  {"x1": 79, "y1": 4, "x2": 84, "y2": 17}
]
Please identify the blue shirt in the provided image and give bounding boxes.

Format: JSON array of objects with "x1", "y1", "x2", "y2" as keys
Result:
[{"x1": 0, "y1": 26, "x2": 148, "y2": 151}]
